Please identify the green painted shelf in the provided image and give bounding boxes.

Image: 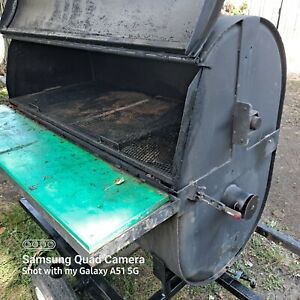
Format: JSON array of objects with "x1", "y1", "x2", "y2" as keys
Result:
[{"x1": 0, "y1": 105, "x2": 169, "y2": 252}]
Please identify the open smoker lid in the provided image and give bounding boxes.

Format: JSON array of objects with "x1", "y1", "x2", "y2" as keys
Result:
[{"x1": 0, "y1": 0, "x2": 224, "y2": 56}]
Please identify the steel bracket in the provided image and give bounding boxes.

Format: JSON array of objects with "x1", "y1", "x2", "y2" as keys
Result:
[
  {"x1": 232, "y1": 101, "x2": 263, "y2": 146},
  {"x1": 233, "y1": 102, "x2": 253, "y2": 146}
]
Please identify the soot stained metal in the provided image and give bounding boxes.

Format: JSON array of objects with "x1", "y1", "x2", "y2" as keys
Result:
[{"x1": 0, "y1": 0, "x2": 286, "y2": 285}]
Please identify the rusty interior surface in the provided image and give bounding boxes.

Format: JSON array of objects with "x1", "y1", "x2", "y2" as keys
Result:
[{"x1": 11, "y1": 82, "x2": 184, "y2": 175}]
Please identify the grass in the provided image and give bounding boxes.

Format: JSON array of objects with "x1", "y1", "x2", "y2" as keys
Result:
[
  {"x1": 0, "y1": 87, "x2": 8, "y2": 105},
  {"x1": 232, "y1": 220, "x2": 300, "y2": 293},
  {"x1": 0, "y1": 203, "x2": 55, "y2": 300},
  {"x1": 0, "y1": 199, "x2": 299, "y2": 300}
]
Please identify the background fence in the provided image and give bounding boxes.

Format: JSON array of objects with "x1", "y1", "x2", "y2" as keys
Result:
[{"x1": 238, "y1": 0, "x2": 300, "y2": 73}]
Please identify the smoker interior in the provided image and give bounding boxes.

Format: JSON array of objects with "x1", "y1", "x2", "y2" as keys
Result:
[
  {"x1": 12, "y1": 83, "x2": 184, "y2": 175},
  {"x1": 8, "y1": 42, "x2": 199, "y2": 179}
]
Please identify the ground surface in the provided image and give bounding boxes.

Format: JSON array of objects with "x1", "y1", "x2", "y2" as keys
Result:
[
  {"x1": 264, "y1": 76, "x2": 300, "y2": 241},
  {"x1": 0, "y1": 78, "x2": 299, "y2": 299}
]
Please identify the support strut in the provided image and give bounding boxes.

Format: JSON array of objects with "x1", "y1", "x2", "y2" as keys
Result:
[{"x1": 256, "y1": 223, "x2": 300, "y2": 256}]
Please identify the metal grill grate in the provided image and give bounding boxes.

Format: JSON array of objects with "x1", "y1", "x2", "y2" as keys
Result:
[
  {"x1": 11, "y1": 83, "x2": 183, "y2": 177},
  {"x1": 121, "y1": 126, "x2": 179, "y2": 175}
]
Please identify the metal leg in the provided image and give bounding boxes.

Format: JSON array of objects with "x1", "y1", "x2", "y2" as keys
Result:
[
  {"x1": 216, "y1": 273, "x2": 262, "y2": 300},
  {"x1": 150, "y1": 255, "x2": 186, "y2": 300},
  {"x1": 150, "y1": 255, "x2": 262, "y2": 300},
  {"x1": 256, "y1": 223, "x2": 300, "y2": 256}
]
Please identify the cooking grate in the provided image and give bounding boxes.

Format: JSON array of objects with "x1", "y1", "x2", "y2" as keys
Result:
[
  {"x1": 11, "y1": 82, "x2": 183, "y2": 176},
  {"x1": 121, "y1": 126, "x2": 179, "y2": 175}
]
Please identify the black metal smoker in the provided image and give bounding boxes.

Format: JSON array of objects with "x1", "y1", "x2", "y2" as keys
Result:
[{"x1": 0, "y1": 0, "x2": 296, "y2": 299}]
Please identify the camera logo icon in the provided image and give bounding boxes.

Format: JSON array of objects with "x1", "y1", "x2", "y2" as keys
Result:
[{"x1": 22, "y1": 239, "x2": 56, "y2": 250}]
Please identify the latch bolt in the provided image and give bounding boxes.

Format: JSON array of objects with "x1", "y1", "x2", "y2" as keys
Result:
[{"x1": 194, "y1": 188, "x2": 242, "y2": 221}]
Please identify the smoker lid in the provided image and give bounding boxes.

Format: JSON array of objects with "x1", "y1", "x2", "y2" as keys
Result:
[{"x1": 0, "y1": 0, "x2": 224, "y2": 56}]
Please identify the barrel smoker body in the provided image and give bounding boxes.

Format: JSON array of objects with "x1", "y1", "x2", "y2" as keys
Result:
[
  {"x1": 140, "y1": 16, "x2": 286, "y2": 284},
  {"x1": 0, "y1": 0, "x2": 286, "y2": 287}
]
